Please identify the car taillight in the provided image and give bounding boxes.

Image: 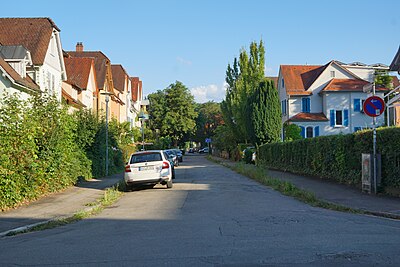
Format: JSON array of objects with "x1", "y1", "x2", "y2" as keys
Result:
[
  {"x1": 125, "y1": 165, "x2": 131, "y2": 172},
  {"x1": 162, "y1": 161, "x2": 169, "y2": 169}
]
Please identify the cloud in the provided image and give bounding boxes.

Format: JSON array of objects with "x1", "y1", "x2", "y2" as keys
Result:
[
  {"x1": 176, "y1": 56, "x2": 192, "y2": 66},
  {"x1": 190, "y1": 83, "x2": 227, "y2": 103}
]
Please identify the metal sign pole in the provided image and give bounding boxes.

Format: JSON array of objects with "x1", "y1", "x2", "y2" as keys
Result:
[{"x1": 372, "y1": 82, "x2": 377, "y2": 194}]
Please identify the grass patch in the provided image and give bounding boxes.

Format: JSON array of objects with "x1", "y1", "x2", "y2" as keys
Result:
[
  {"x1": 6, "y1": 182, "x2": 124, "y2": 236},
  {"x1": 209, "y1": 156, "x2": 363, "y2": 214}
]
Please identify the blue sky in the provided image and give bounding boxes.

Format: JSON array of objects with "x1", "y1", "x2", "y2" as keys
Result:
[{"x1": 2, "y1": 0, "x2": 399, "y2": 102}]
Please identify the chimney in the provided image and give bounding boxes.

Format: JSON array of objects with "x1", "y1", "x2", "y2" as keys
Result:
[{"x1": 76, "y1": 42, "x2": 84, "y2": 52}]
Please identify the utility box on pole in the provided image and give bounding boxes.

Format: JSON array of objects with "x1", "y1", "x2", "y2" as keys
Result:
[{"x1": 362, "y1": 153, "x2": 381, "y2": 194}]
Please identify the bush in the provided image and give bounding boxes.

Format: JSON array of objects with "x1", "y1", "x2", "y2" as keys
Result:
[
  {"x1": 0, "y1": 93, "x2": 136, "y2": 210},
  {"x1": 258, "y1": 127, "x2": 400, "y2": 193}
]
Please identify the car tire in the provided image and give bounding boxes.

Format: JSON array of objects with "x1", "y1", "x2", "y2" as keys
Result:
[{"x1": 166, "y1": 179, "x2": 173, "y2": 189}]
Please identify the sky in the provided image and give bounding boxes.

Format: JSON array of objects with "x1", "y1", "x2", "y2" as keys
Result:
[{"x1": 2, "y1": 0, "x2": 400, "y2": 103}]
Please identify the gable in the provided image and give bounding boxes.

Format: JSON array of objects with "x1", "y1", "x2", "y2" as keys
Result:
[
  {"x1": 67, "y1": 51, "x2": 110, "y2": 90},
  {"x1": 111, "y1": 64, "x2": 128, "y2": 92},
  {"x1": 0, "y1": 18, "x2": 59, "y2": 65},
  {"x1": 64, "y1": 57, "x2": 93, "y2": 90}
]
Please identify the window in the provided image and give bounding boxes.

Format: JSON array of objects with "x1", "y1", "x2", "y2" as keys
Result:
[
  {"x1": 306, "y1": 127, "x2": 313, "y2": 138},
  {"x1": 336, "y1": 110, "x2": 343, "y2": 125},
  {"x1": 302, "y1": 98, "x2": 310, "y2": 113},
  {"x1": 281, "y1": 100, "x2": 287, "y2": 115},
  {"x1": 354, "y1": 99, "x2": 366, "y2": 113},
  {"x1": 330, "y1": 109, "x2": 349, "y2": 127},
  {"x1": 281, "y1": 78, "x2": 285, "y2": 88},
  {"x1": 330, "y1": 71, "x2": 335, "y2": 78},
  {"x1": 300, "y1": 125, "x2": 320, "y2": 138}
]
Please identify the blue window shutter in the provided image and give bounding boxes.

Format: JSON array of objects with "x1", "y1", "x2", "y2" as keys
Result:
[
  {"x1": 306, "y1": 98, "x2": 311, "y2": 113},
  {"x1": 354, "y1": 127, "x2": 361, "y2": 132},
  {"x1": 344, "y1": 109, "x2": 349, "y2": 126},
  {"x1": 314, "y1": 126, "x2": 320, "y2": 137},
  {"x1": 354, "y1": 99, "x2": 360, "y2": 112},
  {"x1": 302, "y1": 98, "x2": 306, "y2": 112},
  {"x1": 330, "y1": 110, "x2": 335, "y2": 127},
  {"x1": 300, "y1": 126, "x2": 305, "y2": 138}
]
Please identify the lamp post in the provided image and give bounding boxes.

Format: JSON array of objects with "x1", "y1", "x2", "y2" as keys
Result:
[
  {"x1": 101, "y1": 91, "x2": 113, "y2": 176},
  {"x1": 138, "y1": 111, "x2": 148, "y2": 151}
]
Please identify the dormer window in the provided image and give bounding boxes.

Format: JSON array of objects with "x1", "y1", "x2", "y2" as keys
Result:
[{"x1": 330, "y1": 71, "x2": 335, "y2": 78}]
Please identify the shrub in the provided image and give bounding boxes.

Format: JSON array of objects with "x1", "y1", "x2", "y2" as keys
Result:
[{"x1": 258, "y1": 127, "x2": 400, "y2": 193}]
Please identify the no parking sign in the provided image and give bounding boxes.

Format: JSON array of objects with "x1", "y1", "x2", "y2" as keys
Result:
[{"x1": 363, "y1": 96, "x2": 385, "y2": 117}]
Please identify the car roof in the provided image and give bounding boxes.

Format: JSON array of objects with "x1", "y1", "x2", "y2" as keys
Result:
[{"x1": 131, "y1": 150, "x2": 163, "y2": 155}]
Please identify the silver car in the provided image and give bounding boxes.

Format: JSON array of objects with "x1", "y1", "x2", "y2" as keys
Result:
[{"x1": 124, "y1": 150, "x2": 173, "y2": 190}]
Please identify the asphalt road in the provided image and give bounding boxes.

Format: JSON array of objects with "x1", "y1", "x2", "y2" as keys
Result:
[{"x1": 1, "y1": 155, "x2": 400, "y2": 266}]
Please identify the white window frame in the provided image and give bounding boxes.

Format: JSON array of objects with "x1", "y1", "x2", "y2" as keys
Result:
[
  {"x1": 306, "y1": 126, "x2": 314, "y2": 138},
  {"x1": 335, "y1": 109, "x2": 344, "y2": 127}
]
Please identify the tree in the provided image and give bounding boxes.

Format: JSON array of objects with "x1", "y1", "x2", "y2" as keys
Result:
[
  {"x1": 222, "y1": 40, "x2": 267, "y2": 144},
  {"x1": 148, "y1": 81, "x2": 197, "y2": 146},
  {"x1": 283, "y1": 122, "x2": 302, "y2": 141},
  {"x1": 193, "y1": 101, "x2": 223, "y2": 143},
  {"x1": 250, "y1": 79, "x2": 282, "y2": 145}
]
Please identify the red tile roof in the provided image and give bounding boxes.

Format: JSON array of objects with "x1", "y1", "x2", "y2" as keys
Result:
[
  {"x1": 67, "y1": 51, "x2": 110, "y2": 90},
  {"x1": 280, "y1": 65, "x2": 325, "y2": 95},
  {"x1": 321, "y1": 79, "x2": 388, "y2": 92},
  {"x1": 64, "y1": 57, "x2": 93, "y2": 90},
  {"x1": 130, "y1": 77, "x2": 140, "y2": 102},
  {"x1": 62, "y1": 89, "x2": 85, "y2": 108},
  {"x1": 0, "y1": 56, "x2": 39, "y2": 91},
  {"x1": 391, "y1": 76, "x2": 400, "y2": 88},
  {"x1": 288, "y1": 112, "x2": 328, "y2": 122},
  {"x1": 0, "y1": 18, "x2": 59, "y2": 65},
  {"x1": 111, "y1": 64, "x2": 128, "y2": 92}
]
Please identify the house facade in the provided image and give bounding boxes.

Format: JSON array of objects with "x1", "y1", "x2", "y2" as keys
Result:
[
  {"x1": 111, "y1": 64, "x2": 130, "y2": 123},
  {"x1": 278, "y1": 60, "x2": 388, "y2": 139},
  {"x1": 0, "y1": 18, "x2": 67, "y2": 101},
  {"x1": 130, "y1": 77, "x2": 144, "y2": 128},
  {"x1": 67, "y1": 43, "x2": 124, "y2": 121},
  {"x1": 62, "y1": 55, "x2": 97, "y2": 113}
]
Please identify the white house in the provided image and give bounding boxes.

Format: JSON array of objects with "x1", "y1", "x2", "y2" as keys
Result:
[
  {"x1": 0, "y1": 18, "x2": 67, "y2": 101},
  {"x1": 278, "y1": 60, "x2": 389, "y2": 139},
  {"x1": 0, "y1": 48, "x2": 40, "y2": 100}
]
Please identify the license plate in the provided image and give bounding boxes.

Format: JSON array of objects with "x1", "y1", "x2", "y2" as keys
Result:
[{"x1": 139, "y1": 166, "x2": 154, "y2": 171}]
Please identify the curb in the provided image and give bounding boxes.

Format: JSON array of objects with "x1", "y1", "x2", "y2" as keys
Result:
[
  {"x1": 0, "y1": 179, "x2": 123, "y2": 238},
  {"x1": 209, "y1": 156, "x2": 400, "y2": 221},
  {"x1": 0, "y1": 203, "x2": 102, "y2": 238}
]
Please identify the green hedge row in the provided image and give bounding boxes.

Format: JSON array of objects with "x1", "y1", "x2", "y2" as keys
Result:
[
  {"x1": 258, "y1": 127, "x2": 400, "y2": 192},
  {"x1": 0, "y1": 93, "x2": 134, "y2": 210}
]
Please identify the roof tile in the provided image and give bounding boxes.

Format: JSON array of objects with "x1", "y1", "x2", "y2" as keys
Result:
[
  {"x1": 64, "y1": 57, "x2": 93, "y2": 90},
  {"x1": 0, "y1": 18, "x2": 59, "y2": 65}
]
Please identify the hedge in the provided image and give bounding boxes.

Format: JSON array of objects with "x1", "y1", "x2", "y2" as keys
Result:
[
  {"x1": 258, "y1": 127, "x2": 400, "y2": 193},
  {"x1": 0, "y1": 93, "x2": 135, "y2": 210}
]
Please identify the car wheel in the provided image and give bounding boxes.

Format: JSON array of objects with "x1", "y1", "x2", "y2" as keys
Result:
[{"x1": 166, "y1": 179, "x2": 173, "y2": 188}]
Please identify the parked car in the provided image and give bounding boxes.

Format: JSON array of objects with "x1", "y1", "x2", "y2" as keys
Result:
[
  {"x1": 188, "y1": 148, "x2": 194, "y2": 153},
  {"x1": 199, "y1": 147, "x2": 209, "y2": 154},
  {"x1": 165, "y1": 149, "x2": 179, "y2": 167},
  {"x1": 172, "y1": 149, "x2": 183, "y2": 162},
  {"x1": 124, "y1": 150, "x2": 173, "y2": 190},
  {"x1": 163, "y1": 151, "x2": 176, "y2": 179}
]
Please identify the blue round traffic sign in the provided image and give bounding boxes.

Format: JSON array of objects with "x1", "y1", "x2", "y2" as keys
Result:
[{"x1": 363, "y1": 96, "x2": 385, "y2": 117}]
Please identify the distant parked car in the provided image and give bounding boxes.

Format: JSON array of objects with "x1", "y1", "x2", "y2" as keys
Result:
[
  {"x1": 165, "y1": 150, "x2": 179, "y2": 167},
  {"x1": 172, "y1": 149, "x2": 183, "y2": 162},
  {"x1": 199, "y1": 147, "x2": 209, "y2": 154},
  {"x1": 163, "y1": 151, "x2": 176, "y2": 179},
  {"x1": 124, "y1": 150, "x2": 173, "y2": 190},
  {"x1": 188, "y1": 148, "x2": 194, "y2": 153}
]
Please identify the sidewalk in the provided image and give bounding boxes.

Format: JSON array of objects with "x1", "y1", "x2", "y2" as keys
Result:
[
  {"x1": 0, "y1": 173, "x2": 123, "y2": 237},
  {"x1": 212, "y1": 156, "x2": 400, "y2": 219}
]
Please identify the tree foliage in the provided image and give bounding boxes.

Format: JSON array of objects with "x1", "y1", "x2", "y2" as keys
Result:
[
  {"x1": 148, "y1": 81, "x2": 197, "y2": 146},
  {"x1": 193, "y1": 101, "x2": 223, "y2": 143},
  {"x1": 217, "y1": 39, "x2": 281, "y2": 153},
  {"x1": 250, "y1": 79, "x2": 281, "y2": 145}
]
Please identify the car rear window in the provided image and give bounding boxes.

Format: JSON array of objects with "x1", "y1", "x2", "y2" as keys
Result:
[{"x1": 130, "y1": 152, "x2": 162, "y2": 164}]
